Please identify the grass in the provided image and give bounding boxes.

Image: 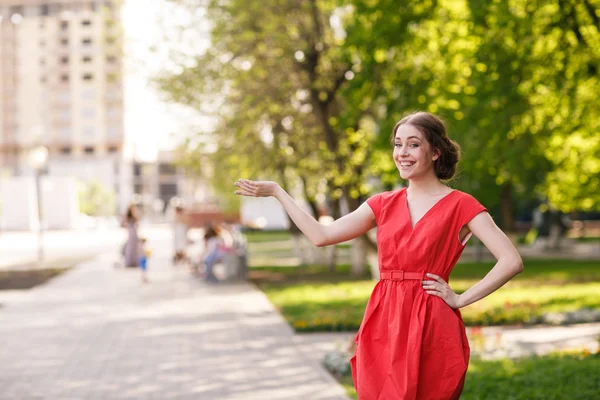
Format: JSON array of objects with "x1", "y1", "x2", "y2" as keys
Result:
[
  {"x1": 574, "y1": 236, "x2": 600, "y2": 243},
  {"x1": 244, "y1": 230, "x2": 291, "y2": 243},
  {"x1": 339, "y1": 352, "x2": 599, "y2": 400},
  {"x1": 245, "y1": 230, "x2": 351, "y2": 249},
  {"x1": 250, "y1": 259, "x2": 600, "y2": 331}
]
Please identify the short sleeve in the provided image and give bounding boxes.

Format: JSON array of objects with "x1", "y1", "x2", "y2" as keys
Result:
[
  {"x1": 458, "y1": 193, "x2": 488, "y2": 228},
  {"x1": 366, "y1": 193, "x2": 384, "y2": 224}
]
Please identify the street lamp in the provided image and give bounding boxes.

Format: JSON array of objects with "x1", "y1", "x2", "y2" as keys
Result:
[{"x1": 27, "y1": 145, "x2": 49, "y2": 266}]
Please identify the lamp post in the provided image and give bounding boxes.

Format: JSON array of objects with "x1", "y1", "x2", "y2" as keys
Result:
[{"x1": 27, "y1": 146, "x2": 49, "y2": 267}]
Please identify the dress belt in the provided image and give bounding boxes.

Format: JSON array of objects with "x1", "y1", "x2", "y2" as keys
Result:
[{"x1": 380, "y1": 270, "x2": 425, "y2": 281}]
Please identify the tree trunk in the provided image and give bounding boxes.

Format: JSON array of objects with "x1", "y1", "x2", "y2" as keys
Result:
[
  {"x1": 351, "y1": 234, "x2": 368, "y2": 276},
  {"x1": 324, "y1": 195, "x2": 342, "y2": 272},
  {"x1": 366, "y1": 229, "x2": 380, "y2": 280},
  {"x1": 474, "y1": 238, "x2": 484, "y2": 262},
  {"x1": 345, "y1": 193, "x2": 368, "y2": 276},
  {"x1": 500, "y1": 183, "x2": 515, "y2": 232}
]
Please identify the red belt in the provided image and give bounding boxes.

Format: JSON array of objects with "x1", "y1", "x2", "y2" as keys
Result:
[{"x1": 380, "y1": 270, "x2": 425, "y2": 281}]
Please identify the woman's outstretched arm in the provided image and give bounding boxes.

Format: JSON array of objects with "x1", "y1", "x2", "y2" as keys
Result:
[{"x1": 234, "y1": 179, "x2": 376, "y2": 247}]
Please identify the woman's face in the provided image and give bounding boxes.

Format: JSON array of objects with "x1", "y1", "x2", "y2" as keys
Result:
[{"x1": 393, "y1": 124, "x2": 438, "y2": 180}]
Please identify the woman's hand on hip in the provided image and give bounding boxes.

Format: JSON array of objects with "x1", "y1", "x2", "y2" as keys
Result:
[
  {"x1": 422, "y1": 273, "x2": 463, "y2": 309},
  {"x1": 234, "y1": 179, "x2": 280, "y2": 197}
]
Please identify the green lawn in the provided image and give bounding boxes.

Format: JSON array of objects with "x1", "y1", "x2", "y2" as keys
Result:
[
  {"x1": 245, "y1": 230, "x2": 351, "y2": 249},
  {"x1": 250, "y1": 259, "x2": 600, "y2": 331},
  {"x1": 244, "y1": 230, "x2": 291, "y2": 243},
  {"x1": 339, "y1": 352, "x2": 599, "y2": 400}
]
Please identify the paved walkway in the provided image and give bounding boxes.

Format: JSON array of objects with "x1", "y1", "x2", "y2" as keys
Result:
[{"x1": 0, "y1": 227, "x2": 349, "y2": 400}]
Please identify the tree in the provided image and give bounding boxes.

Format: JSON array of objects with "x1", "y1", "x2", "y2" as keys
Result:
[{"x1": 78, "y1": 180, "x2": 117, "y2": 217}]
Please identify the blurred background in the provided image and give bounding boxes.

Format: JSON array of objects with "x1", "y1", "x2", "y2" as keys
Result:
[{"x1": 0, "y1": 1, "x2": 598, "y2": 399}]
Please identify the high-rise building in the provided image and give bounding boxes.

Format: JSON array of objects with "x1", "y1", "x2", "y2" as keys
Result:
[{"x1": 0, "y1": 0, "x2": 131, "y2": 212}]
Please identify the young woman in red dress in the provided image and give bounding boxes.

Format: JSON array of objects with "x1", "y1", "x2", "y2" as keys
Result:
[{"x1": 234, "y1": 111, "x2": 523, "y2": 399}]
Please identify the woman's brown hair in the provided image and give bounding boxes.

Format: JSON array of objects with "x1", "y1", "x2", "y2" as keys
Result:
[{"x1": 392, "y1": 111, "x2": 461, "y2": 180}]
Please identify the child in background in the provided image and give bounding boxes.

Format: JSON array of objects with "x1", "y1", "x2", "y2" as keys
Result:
[{"x1": 138, "y1": 237, "x2": 151, "y2": 283}]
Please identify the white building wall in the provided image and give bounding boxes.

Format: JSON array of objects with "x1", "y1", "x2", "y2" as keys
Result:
[
  {"x1": 42, "y1": 176, "x2": 79, "y2": 230},
  {"x1": 0, "y1": 176, "x2": 39, "y2": 230}
]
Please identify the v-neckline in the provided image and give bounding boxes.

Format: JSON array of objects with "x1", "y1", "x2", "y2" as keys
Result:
[{"x1": 405, "y1": 188, "x2": 457, "y2": 231}]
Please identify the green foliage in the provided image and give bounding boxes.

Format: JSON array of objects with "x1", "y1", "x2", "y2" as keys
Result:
[
  {"x1": 244, "y1": 230, "x2": 292, "y2": 243},
  {"x1": 78, "y1": 180, "x2": 116, "y2": 216},
  {"x1": 462, "y1": 352, "x2": 600, "y2": 399},
  {"x1": 340, "y1": 352, "x2": 600, "y2": 400},
  {"x1": 158, "y1": 0, "x2": 600, "y2": 221}
]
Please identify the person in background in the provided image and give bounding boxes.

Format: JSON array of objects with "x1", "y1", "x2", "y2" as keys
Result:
[
  {"x1": 138, "y1": 237, "x2": 151, "y2": 283},
  {"x1": 172, "y1": 205, "x2": 189, "y2": 265},
  {"x1": 122, "y1": 204, "x2": 140, "y2": 268},
  {"x1": 201, "y1": 225, "x2": 224, "y2": 283}
]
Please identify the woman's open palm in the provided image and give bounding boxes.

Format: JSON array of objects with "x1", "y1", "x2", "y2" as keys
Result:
[{"x1": 234, "y1": 179, "x2": 279, "y2": 197}]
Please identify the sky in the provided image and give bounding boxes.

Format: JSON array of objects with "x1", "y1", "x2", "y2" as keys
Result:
[{"x1": 120, "y1": 0, "x2": 212, "y2": 161}]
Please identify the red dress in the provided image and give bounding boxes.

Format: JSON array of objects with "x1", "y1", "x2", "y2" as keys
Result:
[{"x1": 351, "y1": 188, "x2": 487, "y2": 400}]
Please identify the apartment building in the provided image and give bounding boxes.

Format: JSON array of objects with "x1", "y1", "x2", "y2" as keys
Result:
[{"x1": 0, "y1": 0, "x2": 131, "y2": 212}]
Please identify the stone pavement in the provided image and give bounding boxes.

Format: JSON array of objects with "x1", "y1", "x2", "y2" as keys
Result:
[{"x1": 0, "y1": 226, "x2": 349, "y2": 400}]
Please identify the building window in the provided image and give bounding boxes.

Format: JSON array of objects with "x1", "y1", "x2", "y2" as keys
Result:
[
  {"x1": 107, "y1": 56, "x2": 117, "y2": 64},
  {"x1": 60, "y1": 56, "x2": 69, "y2": 64},
  {"x1": 60, "y1": 21, "x2": 68, "y2": 30},
  {"x1": 83, "y1": 126, "x2": 95, "y2": 136},
  {"x1": 59, "y1": 127, "x2": 71, "y2": 138},
  {"x1": 10, "y1": 6, "x2": 23, "y2": 15},
  {"x1": 108, "y1": 146, "x2": 118, "y2": 154},
  {"x1": 82, "y1": 20, "x2": 91, "y2": 26},
  {"x1": 40, "y1": 40, "x2": 46, "y2": 47},
  {"x1": 40, "y1": 5, "x2": 49, "y2": 16},
  {"x1": 159, "y1": 164, "x2": 176, "y2": 175},
  {"x1": 49, "y1": 4, "x2": 61, "y2": 14},
  {"x1": 40, "y1": 76, "x2": 46, "y2": 83},
  {"x1": 84, "y1": 146, "x2": 95, "y2": 154},
  {"x1": 81, "y1": 89, "x2": 95, "y2": 100},
  {"x1": 107, "y1": 127, "x2": 120, "y2": 138},
  {"x1": 61, "y1": 38, "x2": 68, "y2": 46},
  {"x1": 105, "y1": 90, "x2": 121, "y2": 101},
  {"x1": 107, "y1": 108, "x2": 120, "y2": 118},
  {"x1": 81, "y1": 108, "x2": 95, "y2": 118},
  {"x1": 60, "y1": 74, "x2": 69, "y2": 82},
  {"x1": 82, "y1": 56, "x2": 92, "y2": 63},
  {"x1": 160, "y1": 183, "x2": 178, "y2": 198},
  {"x1": 60, "y1": 147, "x2": 72, "y2": 154},
  {"x1": 59, "y1": 110, "x2": 71, "y2": 123},
  {"x1": 82, "y1": 38, "x2": 92, "y2": 45},
  {"x1": 83, "y1": 73, "x2": 93, "y2": 81},
  {"x1": 40, "y1": 58, "x2": 46, "y2": 66}
]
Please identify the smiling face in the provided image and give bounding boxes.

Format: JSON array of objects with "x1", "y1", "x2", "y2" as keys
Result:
[{"x1": 393, "y1": 124, "x2": 440, "y2": 181}]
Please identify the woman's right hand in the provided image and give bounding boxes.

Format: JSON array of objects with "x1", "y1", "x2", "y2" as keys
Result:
[{"x1": 234, "y1": 179, "x2": 280, "y2": 197}]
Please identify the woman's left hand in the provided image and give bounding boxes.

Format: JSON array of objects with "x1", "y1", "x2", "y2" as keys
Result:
[{"x1": 422, "y1": 273, "x2": 462, "y2": 309}]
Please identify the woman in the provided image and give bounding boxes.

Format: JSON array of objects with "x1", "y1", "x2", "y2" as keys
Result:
[
  {"x1": 201, "y1": 224, "x2": 224, "y2": 283},
  {"x1": 234, "y1": 111, "x2": 523, "y2": 399},
  {"x1": 122, "y1": 204, "x2": 140, "y2": 268}
]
